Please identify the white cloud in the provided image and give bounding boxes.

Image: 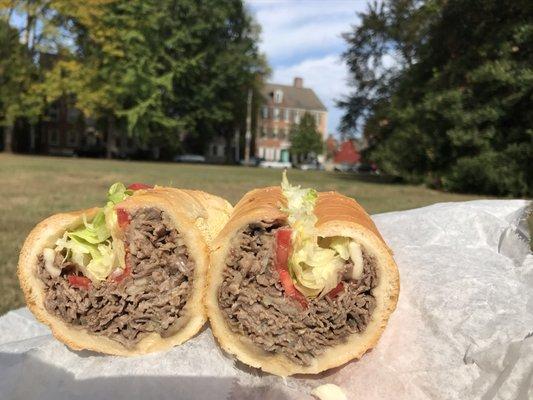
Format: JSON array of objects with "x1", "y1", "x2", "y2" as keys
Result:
[
  {"x1": 273, "y1": 55, "x2": 349, "y2": 134},
  {"x1": 245, "y1": 0, "x2": 368, "y2": 134},
  {"x1": 247, "y1": 1, "x2": 363, "y2": 64}
]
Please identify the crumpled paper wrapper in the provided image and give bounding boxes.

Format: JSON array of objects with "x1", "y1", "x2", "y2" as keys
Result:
[{"x1": 1, "y1": 200, "x2": 531, "y2": 400}]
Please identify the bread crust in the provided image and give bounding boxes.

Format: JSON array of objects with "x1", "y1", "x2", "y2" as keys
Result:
[
  {"x1": 17, "y1": 187, "x2": 232, "y2": 355},
  {"x1": 206, "y1": 187, "x2": 400, "y2": 376}
]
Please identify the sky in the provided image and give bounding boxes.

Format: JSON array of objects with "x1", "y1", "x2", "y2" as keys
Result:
[{"x1": 245, "y1": 0, "x2": 369, "y2": 135}]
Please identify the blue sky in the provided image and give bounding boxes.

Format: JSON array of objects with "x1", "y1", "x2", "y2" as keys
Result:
[{"x1": 245, "y1": 0, "x2": 369, "y2": 135}]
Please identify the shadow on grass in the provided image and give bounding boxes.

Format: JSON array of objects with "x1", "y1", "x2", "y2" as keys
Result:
[{"x1": 325, "y1": 171, "x2": 404, "y2": 185}]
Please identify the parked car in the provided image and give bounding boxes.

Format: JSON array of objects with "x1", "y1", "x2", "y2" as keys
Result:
[
  {"x1": 298, "y1": 161, "x2": 323, "y2": 171},
  {"x1": 173, "y1": 154, "x2": 206, "y2": 163},
  {"x1": 239, "y1": 156, "x2": 263, "y2": 167},
  {"x1": 333, "y1": 163, "x2": 356, "y2": 172},
  {"x1": 259, "y1": 160, "x2": 292, "y2": 169}
]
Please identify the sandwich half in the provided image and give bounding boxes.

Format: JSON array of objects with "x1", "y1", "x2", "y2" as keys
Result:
[
  {"x1": 18, "y1": 183, "x2": 232, "y2": 355},
  {"x1": 207, "y1": 174, "x2": 399, "y2": 376}
]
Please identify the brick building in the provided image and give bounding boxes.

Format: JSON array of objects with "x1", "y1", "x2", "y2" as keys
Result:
[{"x1": 256, "y1": 77, "x2": 327, "y2": 162}]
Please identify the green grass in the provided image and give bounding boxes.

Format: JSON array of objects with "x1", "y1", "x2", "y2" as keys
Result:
[{"x1": 0, "y1": 154, "x2": 489, "y2": 315}]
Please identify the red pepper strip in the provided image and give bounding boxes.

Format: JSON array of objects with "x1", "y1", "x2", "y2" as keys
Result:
[
  {"x1": 327, "y1": 282, "x2": 344, "y2": 299},
  {"x1": 275, "y1": 228, "x2": 308, "y2": 308},
  {"x1": 127, "y1": 183, "x2": 153, "y2": 191},
  {"x1": 68, "y1": 275, "x2": 92, "y2": 289},
  {"x1": 116, "y1": 208, "x2": 130, "y2": 229},
  {"x1": 111, "y1": 263, "x2": 131, "y2": 284}
]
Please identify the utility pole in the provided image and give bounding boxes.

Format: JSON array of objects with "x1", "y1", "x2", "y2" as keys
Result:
[
  {"x1": 234, "y1": 128, "x2": 240, "y2": 162},
  {"x1": 244, "y1": 88, "x2": 253, "y2": 163}
]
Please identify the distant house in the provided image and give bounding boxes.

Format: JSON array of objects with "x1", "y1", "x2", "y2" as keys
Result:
[
  {"x1": 256, "y1": 77, "x2": 327, "y2": 162},
  {"x1": 325, "y1": 134, "x2": 338, "y2": 160},
  {"x1": 334, "y1": 140, "x2": 361, "y2": 165}
]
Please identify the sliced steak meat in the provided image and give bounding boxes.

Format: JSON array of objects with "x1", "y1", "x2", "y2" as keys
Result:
[
  {"x1": 218, "y1": 222, "x2": 378, "y2": 366},
  {"x1": 38, "y1": 207, "x2": 195, "y2": 348}
]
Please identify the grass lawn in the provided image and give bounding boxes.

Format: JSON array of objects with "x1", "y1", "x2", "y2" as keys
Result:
[{"x1": 0, "y1": 154, "x2": 489, "y2": 315}]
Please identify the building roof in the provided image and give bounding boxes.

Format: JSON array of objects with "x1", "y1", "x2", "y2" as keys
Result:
[
  {"x1": 334, "y1": 140, "x2": 361, "y2": 164},
  {"x1": 261, "y1": 83, "x2": 327, "y2": 112}
]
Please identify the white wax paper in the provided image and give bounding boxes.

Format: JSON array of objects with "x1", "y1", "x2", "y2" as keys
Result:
[{"x1": 1, "y1": 200, "x2": 531, "y2": 400}]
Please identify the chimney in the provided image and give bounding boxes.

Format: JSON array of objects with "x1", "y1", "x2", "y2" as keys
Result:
[{"x1": 293, "y1": 77, "x2": 303, "y2": 88}]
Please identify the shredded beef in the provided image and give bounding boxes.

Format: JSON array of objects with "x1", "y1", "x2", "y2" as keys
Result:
[
  {"x1": 218, "y1": 222, "x2": 378, "y2": 366},
  {"x1": 38, "y1": 207, "x2": 194, "y2": 348}
]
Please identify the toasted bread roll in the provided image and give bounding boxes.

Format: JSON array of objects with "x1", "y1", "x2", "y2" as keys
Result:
[
  {"x1": 207, "y1": 187, "x2": 399, "y2": 376},
  {"x1": 18, "y1": 186, "x2": 232, "y2": 355}
]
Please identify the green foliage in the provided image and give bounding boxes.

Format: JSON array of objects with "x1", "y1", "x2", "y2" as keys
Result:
[
  {"x1": 65, "y1": 0, "x2": 267, "y2": 145},
  {"x1": 1, "y1": 0, "x2": 267, "y2": 154},
  {"x1": 290, "y1": 113, "x2": 324, "y2": 161},
  {"x1": 443, "y1": 146, "x2": 530, "y2": 196},
  {"x1": 0, "y1": 19, "x2": 43, "y2": 126},
  {"x1": 340, "y1": 0, "x2": 532, "y2": 196}
]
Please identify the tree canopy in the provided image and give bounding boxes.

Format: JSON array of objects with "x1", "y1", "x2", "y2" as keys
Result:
[
  {"x1": 0, "y1": 0, "x2": 267, "y2": 157},
  {"x1": 290, "y1": 112, "x2": 323, "y2": 162},
  {"x1": 339, "y1": 0, "x2": 532, "y2": 196}
]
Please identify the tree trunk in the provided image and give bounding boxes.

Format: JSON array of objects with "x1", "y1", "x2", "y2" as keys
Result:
[
  {"x1": 3, "y1": 125, "x2": 14, "y2": 153},
  {"x1": 106, "y1": 115, "x2": 115, "y2": 159},
  {"x1": 29, "y1": 124, "x2": 36, "y2": 153},
  {"x1": 234, "y1": 128, "x2": 240, "y2": 163}
]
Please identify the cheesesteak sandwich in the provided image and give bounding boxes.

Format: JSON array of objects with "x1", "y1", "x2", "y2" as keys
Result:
[
  {"x1": 207, "y1": 174, "x2": 399, "y2": 376},
  {"x1": 18, "y1": 183, "x2": 232, "y2": 355}
]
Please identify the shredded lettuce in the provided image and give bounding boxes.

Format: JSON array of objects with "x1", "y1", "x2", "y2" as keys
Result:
[
  {"x1": 281, "y1": 172, "x2": 348, "y2": 298},
  {"x1": 53, "y1": 183, "x2": 133, "y2": 282}
]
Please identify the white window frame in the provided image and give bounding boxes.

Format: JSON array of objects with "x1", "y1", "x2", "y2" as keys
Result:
[
  {"x1": 274, "y1": 89, "x2": 283, "y2": 104},
  {"x1": 294, "y1": 110, "x2": 300, "y2": 124},
  {"x1": 284, "y1": 108, "x2": 289, "y2": 122},
  {"x1": 273, "y1": 107, "x2": 280, "y2": 121},
  {"x1": 262, "y1": 106, "x2": 269, "y2": 119},
  {"x1": 273, "y1": 126, "x2": 278, "y2": 137}
]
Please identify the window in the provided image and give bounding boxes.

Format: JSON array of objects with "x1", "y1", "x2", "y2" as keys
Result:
[
  {"x1": 294, "y1": 110, "x2": 300, "y2": 124},
  {"x1": 284, "y1": 108, "x2": 289, "y2": 122},
  {"x1": 262, "y1": 106, "x2": 268, "y2": 119},
  {"x1": 273, "y1": 126, "x2": 278, "y2": 137},
  {"x1": 67, "y1": 108, "x2": 80, "y2": 124},
  {"x1": 274, "y1": 89, "x2": 283, "y2": 104},
  {"x1": 48, "y1": 129, "x2": 59, "y2": 146},
  {"x1": 261, "y1": 126, "x2": 267, "y2": 137},
  {"x1": 67, "y1": 130, "x2": 78, "y2": 146},
  {"x1": 273, "y1": 107, "x2": 280, "y2": 121},
  {"x1": 48, "y1": 103, "x2": 60, "y2": 122}
]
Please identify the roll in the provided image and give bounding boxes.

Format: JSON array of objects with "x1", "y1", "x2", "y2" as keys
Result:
[
  {"x1": 18, "y1": 183, "x2": 232, "y2": 355},
  {"x1": 207, "y1": 177, "x2": 399, "y2": 376}
]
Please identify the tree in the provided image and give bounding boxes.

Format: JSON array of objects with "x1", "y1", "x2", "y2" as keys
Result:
[
  {"x1": 289, "y1": 113, "x2": 323, "y2": 163},
  {"x1": 57, "y1": 0, "x2": 267, "y2": 158},
  {"x1": 0, "y1": 0, "x2": 107, "y2": 152},
  {"x1": 0, "y1": 6, "x2": 47, "y2": 152},
  {"x1": 339, "y1": 0, "x2": 532, "y2": 196}
]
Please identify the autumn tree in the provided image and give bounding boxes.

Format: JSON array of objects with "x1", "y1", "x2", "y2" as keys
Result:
[{"x1": 60, "y1": 0, "x2": 267, "y2": 158}]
